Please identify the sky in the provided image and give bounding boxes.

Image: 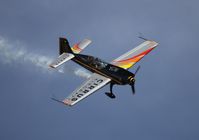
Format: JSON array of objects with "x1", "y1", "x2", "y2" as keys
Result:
[{"x1": 0, "y1": 0, "x2": 199, "y2": 140}]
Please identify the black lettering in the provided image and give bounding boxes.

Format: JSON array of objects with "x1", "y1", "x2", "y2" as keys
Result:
[
  {"x1": 77, "y1": 94, "x2": 83, "y2": 97},
  {"x1": 88, "y1": 85, "x2": 95, "y2": 89},
  {"x1": 71, "y1": 98, "x2": 77, "y2": 101},
  {"x1": 97, "y1": 79, "x2": 103, "y2": 83},
  {"x1": 93, "y1": 82, "x2": 98, "y2": 86},
  {"x1": 83, "y1": 89, "x2": 89, "y2": 93}
]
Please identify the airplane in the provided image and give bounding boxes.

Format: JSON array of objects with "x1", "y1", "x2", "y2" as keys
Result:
[{"x1": 49, "y1": 37, "x2": 158, "y2": 106}]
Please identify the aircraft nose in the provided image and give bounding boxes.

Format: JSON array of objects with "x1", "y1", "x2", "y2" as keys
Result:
[{"x1": 128, "y1": 76, "x2": 135, "y2": 84}]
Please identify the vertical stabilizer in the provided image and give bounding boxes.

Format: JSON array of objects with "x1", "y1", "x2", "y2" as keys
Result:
[{"x1": 59, "y1": 38, "x2": 73, "y2": 54}]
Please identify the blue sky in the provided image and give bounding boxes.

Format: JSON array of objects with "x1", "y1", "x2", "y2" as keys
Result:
[{"x1": 0, "y1": 0, "x2": 199, "y2": 140}]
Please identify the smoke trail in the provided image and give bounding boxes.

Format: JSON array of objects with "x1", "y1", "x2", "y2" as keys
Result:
[{"x1": 0, "y1": 36, "x2": 91, "y2": 78}]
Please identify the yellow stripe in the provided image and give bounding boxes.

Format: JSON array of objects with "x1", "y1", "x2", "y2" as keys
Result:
[
  {"x1": 71, "y1": 48, "x2": 79, "y2": 54},
  {"x1": 118, "y1": 63, "x2": 134, "y2": 69}
]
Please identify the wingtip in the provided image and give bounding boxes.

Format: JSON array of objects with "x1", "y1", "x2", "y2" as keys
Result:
[
  {"x1": 62, "y1": 99, "x2": 73, "y2": 106},
  {"x1": 51, "y1": 97, "x2": 73, "y2": 107},
  {"x1": 138, "y1": 36, "x2": 148, "y2": 41},
  {"x1": 85, "y1": 38, "x2": 92, "y2": 43},
  {"x1": 51, "y1": 97, "x2": 64, "y2": 104},
  {"x1": 49, "y1": 65, "x2": 55, "y2": 69}
]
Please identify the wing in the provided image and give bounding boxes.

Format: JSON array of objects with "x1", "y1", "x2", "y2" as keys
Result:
[
  {"x1": 54, "y1": 73, "x2": 111, "y2": 106},
  {"x1": 49, "y1": 53, "x2": 75, "y2": 68},
  {"x1": 111, "y1": 40, "x2": 158, "y2": 69},
  {"x1": 71, "y1": 39, "x2": 92, "y2": 54}
]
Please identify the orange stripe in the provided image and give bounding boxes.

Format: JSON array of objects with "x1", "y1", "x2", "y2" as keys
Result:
[
  {"x1": 117, "y1": 55, "x2": 143, "y2": 64},
  {"x1": 73, "y1": 44, "x2": 82, "y2": 51},
  {"x1": 116, "y1": 47, "x2": 154, "y2": 63}
]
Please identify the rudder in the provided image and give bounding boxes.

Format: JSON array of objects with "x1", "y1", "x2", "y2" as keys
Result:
[{"x1": 59, "y1": 38, "x2": 73, "y2": 54}]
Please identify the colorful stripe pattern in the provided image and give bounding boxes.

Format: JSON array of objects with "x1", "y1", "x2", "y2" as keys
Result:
[
  {"x1": 112, "y1": 41, "x2": 158, "y2": 69},
  {"x1": 72, "y1": 43, "x2": 82, "y2": 53},
  {"x1": 71, "y1": 39, "x2": 92, "y2": 54}
]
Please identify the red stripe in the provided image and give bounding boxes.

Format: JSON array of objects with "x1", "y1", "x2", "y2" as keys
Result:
[
  {"x1": 116, "y1": 47, "x2": 154, "y2": 63},
  {"x1": 73, "y1": 44, "x2": 82, "y2": 51}
]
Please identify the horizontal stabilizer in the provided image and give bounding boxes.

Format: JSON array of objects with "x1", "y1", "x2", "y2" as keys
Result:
[
  {"x1": 49, "y1": 53, "x2": 75, "y2": 68},
  {"x1": 72, "y1": 39, "x2": 92, "y2": 54}
]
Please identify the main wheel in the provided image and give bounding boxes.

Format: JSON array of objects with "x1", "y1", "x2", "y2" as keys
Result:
[{"x1": 105, "y1": 92, "x2": 116, "y2": 99}]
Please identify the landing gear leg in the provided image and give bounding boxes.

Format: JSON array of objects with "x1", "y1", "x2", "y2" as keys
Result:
[{"x1": 105, "y1": 83, "x2": 116, "y2": 99}]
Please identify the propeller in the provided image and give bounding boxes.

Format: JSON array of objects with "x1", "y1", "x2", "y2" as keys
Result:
[
  {"x1": 131, "y1": 81, "x2": 136, "y2": 94},
  {"x1": 130, "y1": 65, "x2": 141, "y2": 95},
  {"x1": 134, "y1": 65, "x2": 141, "y2": 75}
]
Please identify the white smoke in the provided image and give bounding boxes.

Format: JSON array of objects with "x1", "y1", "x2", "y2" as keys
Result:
[{"x1": 0, "y1": 36, "x2": 91, "y2": 78}]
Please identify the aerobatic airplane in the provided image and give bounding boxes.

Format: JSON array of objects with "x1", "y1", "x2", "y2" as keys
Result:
[{"x1": 50, "y1": 37, "x2": 158, "y2": 106}]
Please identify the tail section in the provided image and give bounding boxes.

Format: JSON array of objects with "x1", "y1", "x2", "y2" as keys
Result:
[{"x1": 59, "y1": 38, "x2": 73, "y2": 54}]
